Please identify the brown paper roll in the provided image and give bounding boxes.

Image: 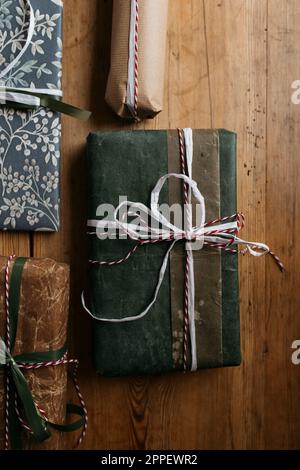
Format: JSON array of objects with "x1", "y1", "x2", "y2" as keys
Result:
[
  {"x1": 105, "y1": 0, "x2": 169, "y2": 120},
  {"x1": 0, "y1": 257, "x2": 70, "y2": 450}
]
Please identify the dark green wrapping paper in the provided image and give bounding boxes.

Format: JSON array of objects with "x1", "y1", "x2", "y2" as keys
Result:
[{"x1": 87, "y1": 130, "x2": 241, "y2": 376}]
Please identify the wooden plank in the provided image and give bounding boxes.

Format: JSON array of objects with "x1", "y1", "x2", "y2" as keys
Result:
[
  {"x1": 0, "y1": 234, "x2": 29, "y2": 258},
  {"x1": 29, "y1": 0, "x2": 300, "y2": 450},
  {"x1": 203, "y1": 0, "x2": 269, "y2": 450},
  {"x1": 265, "y1": 0, "x2": 300, "y2": 450}
]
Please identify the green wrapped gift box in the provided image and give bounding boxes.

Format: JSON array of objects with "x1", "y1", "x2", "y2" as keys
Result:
[{"x1": 85, "y1": 129, "x2": 241, "y2": 376}]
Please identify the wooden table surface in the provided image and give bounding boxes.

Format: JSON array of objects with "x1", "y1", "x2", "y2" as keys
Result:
[{"x1": 2, "y1": 0, "x2": 300, "y2": 450}]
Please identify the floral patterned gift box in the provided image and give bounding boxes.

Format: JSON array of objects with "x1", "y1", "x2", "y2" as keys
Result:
[{"x1": 0, "y1": 0, "x2": 64, "y2": 231}]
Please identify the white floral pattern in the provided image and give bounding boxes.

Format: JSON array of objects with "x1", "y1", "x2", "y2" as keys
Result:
[
  {"x1": 0, "y1": 0, "x2": 62, "y2": 89},
  {"x1": 0, "y1": 108, "x2": 60, "y2": 230},
  {"x1": 0, "y1": 0, "x2": 62, "y2": 231}
]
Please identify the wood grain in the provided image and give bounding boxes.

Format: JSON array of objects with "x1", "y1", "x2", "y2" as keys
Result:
[{"x1": 1, "y1": 0, "x2": 300, "y2": 450}]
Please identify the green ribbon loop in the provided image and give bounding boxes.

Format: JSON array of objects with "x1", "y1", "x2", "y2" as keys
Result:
[
  {"x1": 49, "y1": 404, "x2": 85, "y2": 433},
  {"x1": 13, "y1": 344, "x2": 67, "y2": 364},
  {"x1": 39, "y1": 95, "x2": 91, "y2": 121},
  {"x1": 0, "y1": 87, "x2": 91, "y2": 121}
]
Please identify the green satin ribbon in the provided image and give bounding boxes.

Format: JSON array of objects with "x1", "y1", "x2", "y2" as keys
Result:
[
  {"x1": 1, "y1": 257, "x2": 85, "y2": 450},
  {"x1": 0, "y1": 88, "x2": 91, "y2": 121}
]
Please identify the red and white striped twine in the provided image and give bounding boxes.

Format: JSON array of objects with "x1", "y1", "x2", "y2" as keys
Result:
[
  {"x1": 3, "y1": 256, "x2": 88, "y2": 450},
  {"x1": 183, "y1": 258, "x2": 190, "y2": 373},
  {"x1": 4, "y1": 255, "x2": 15, "y2": 451},
  {"x1": 269, "y1": 251, "x2": 284, "y2": 272},
  {"x1": 17, "y1": 352, "x2": 68, "y2": 371},
  {"x1": 133, "y1": 0, "x2": 139, "y2": 121},
  {"x1": 178, "y1": 128, "x2": 190, "y2": 372},
  {"x1": 68, "y1": 359, "x2": 89, "y2": 448},
  {"x1": 178, "y1": 129, "x2": 188, "y2": 203},
  {"x1": 14, "y1": 395, "x2": 48, "y2": 436},
  {"x1": 90, "y1": 241, "x2": 141, "y2": 267}
]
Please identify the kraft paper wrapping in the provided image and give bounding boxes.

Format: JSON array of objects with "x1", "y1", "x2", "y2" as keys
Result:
[
  {"x1": 105, "y1": 0, "x2": 169, "y2": 120},
  {"x1": 0, "y1": 257, "x2": 70, "y2": 450}
]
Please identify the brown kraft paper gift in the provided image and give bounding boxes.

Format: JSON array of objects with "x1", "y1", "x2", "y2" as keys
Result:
[
  {"x1": 0, "y1": 257, "x2": 69, "y2": 450},
  {"x1": 105, "y1": 0, "x2": 169, "y2": 120}
]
